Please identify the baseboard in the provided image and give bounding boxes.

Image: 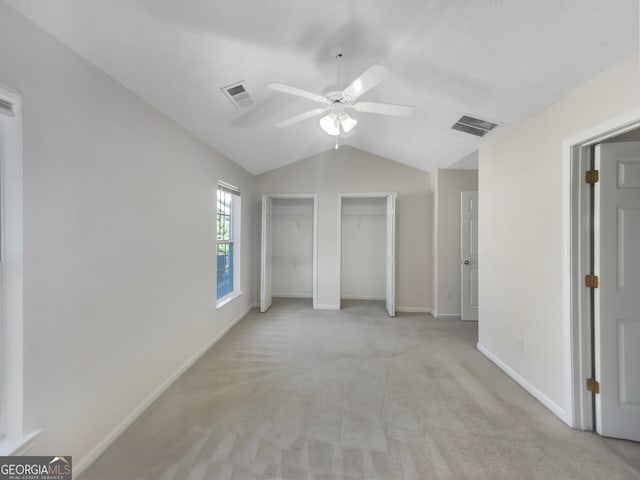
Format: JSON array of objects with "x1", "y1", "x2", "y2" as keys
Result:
[
  {"x1": 340, "y1": 295, "x2": 385, "y2": 301},
  {"x1": 75, "y1": 305, "x2": 252, "y2": 476},
  {"x1": 396, "y1": 306, "x2": 432, "y2": 313},
  {"x1": 432, "y1": 311, "x2": 461, "y2": 319},
  {"x1": 315, "y1": 304, "x2": 339, "y2": 310},
  {"x1": 476, "y1": 343, "x2": 566, "y2": 421},
  {"x1": 272, "y1": 294, "x2": 313, "y2": 299}
]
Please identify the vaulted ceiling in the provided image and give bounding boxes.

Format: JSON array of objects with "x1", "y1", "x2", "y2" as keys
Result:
[{"x1": 3, "y1": 0, "x2": 638, "y2": 174}]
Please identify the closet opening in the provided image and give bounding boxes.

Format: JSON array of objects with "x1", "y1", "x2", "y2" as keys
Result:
[
  {"x1": 260, "y1": 195, "x2": 318, "y2": 312},
  {"x1": 338, "y1": 193, "x2": 396, "y2": 316}
]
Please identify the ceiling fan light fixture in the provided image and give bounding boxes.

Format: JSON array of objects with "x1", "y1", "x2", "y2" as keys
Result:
[
  {"x1": 319, "y1": 113, "x2": 341, "y2": 136},
  {"x1": 319, "y1": 112, "x2": 357, "y2": 136},
  {"x1": 338, "y1": 112, "x2": 357, "y2": 133}
]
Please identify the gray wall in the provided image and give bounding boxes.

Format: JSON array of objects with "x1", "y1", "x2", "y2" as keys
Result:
[{"x1": 0, "y1": 2, "x2": 255, "y2": 469}]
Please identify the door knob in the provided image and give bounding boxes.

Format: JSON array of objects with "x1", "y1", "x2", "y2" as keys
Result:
[{"x1": 463, "y1": 260, "x2": 470, "y2": 265}]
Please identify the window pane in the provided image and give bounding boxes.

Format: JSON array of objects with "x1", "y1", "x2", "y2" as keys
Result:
[
  {"x1": 217, "y1": 243, "x2": 233, "y2": 298},
  {"x1": 217, "y1": 188, "x2": 233, "y2": 241},
  {"x1": 217, "y1": 213, "x2": 231, "y2": 241}
]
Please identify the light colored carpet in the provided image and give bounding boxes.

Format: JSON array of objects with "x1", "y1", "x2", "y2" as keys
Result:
[{"x1": 80, "y1": 299, "x2": 640, "y2": 480}]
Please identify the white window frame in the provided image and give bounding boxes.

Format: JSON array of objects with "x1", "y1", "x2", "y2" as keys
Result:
[
  {"x1": 216, "y1": 182, "x2": 241, "y2": 308},
  {"x1": 0, "y1": 85, "x2": 40, "y2": 454}
]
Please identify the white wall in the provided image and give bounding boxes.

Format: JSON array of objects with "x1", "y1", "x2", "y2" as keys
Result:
[
  {"x1": 341, "y1": 197, "x2": 386, "y2": 300},
  {"x1": 478, "y1": 54, "x2": 640, "y2": 421},
  {"x1": 256, "y1": 147, "x2": 433, "y2": 312},
  {"x1": 0, "y1": 3, "x2": 255, "y2": 471},
  {"x1": 271, "y1": 198, "x2": 313, "y2": 298},
  {"x1": 433, "y1": 169, "x2": 478, "y2": 317}
]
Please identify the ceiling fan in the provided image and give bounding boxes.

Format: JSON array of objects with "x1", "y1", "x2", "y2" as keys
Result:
[{"x1": 268, "y1": 54, "x2": 415, "y2": 136}]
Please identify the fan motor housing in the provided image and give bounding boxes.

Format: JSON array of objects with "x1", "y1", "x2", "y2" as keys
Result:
[{"x1": 321, "y1": 84, "x2": 345, "y2": 97}]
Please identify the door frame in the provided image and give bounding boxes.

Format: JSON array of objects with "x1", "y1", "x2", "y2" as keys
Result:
[
  {"x1": 336, "y1": 192, "x2": 397, "y2": 313},
  {"x1": 259, "y1": 195, "x2": 273, "y2": 313},
  {"x1": 563, "y1": 108, "x2": 640, "y2": 430},
  {"x1": 260, "y1": 194, "x2": 318, "y2": 310}
]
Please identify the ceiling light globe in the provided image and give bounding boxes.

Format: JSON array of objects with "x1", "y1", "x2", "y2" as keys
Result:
[
  {"x1": 319, "y1": 114, "x2": 340, "y2": 136},
  {"x1": 339, "y1": 113, "x2": 357, "y2": 133}
]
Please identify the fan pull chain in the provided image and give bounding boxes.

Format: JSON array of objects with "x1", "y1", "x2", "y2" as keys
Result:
[{"x1": 336, "y1": 53, "x2": 342, "y2": 85}]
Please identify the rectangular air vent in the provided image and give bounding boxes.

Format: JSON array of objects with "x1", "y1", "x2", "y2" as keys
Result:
[
  {"x1": 222, "y1": 81, "x2": 255, "y2": 109},
  {"x1": 0, "y1": 98, "x2": 15, "y2": 117},
  {"x1": 451, "y1": 114, "x2": 499, "y2": 137}
]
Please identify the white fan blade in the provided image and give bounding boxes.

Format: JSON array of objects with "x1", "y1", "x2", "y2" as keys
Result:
[
  {"x1": 342, "y1": 64, "x2": 392, "y2": 100},
  {"x1": 352, "y1": 101, "x2": 415, "y2": 117},
  {"x1": 267, "y1": 83, "x2": 331, "y2": 105},
  {"x1": 275, "y1": 107, "x2": 329, "y2": 128}
]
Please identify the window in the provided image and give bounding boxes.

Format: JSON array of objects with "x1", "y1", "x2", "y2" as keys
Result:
[
  {"x1": 0, "y1": 85, "x2": 39, "y2": 454},
  {"x1": 216, "y1": 182, "x2": 241, "y2": 305}
]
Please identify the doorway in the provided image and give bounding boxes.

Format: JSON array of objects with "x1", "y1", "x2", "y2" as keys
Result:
[
  {"x1": 566, "y1": 116, "x2": 640, "y2": 441},
  {"x1": 337, "y1": 193, "x2": 396, "y2": 317},
  {"x1": 260, "y1": 195, "x2": 317, "y2": 312}
]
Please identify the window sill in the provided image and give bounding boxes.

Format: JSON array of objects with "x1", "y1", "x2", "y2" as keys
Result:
[
  {"x1": 216, "y1": 291, "x2": 242, "y2": 309},
  {"x1": 0, "y1": 429, "x2": 42, "y2": 456}
]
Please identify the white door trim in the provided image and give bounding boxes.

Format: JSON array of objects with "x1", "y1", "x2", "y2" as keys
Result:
[
  {"x1": 260, "y1": 195, "x2": 273, "y2": 312},
  {"x1": 260, "y1": 194, "x2": 318, "y2": 309},
  {"x1": 563, "y1": 108, "x2": 640, "y2": 430},
  {"x1": 385, "y1": 193, "x2": 397, "y2": 317},
  {"x1": 337, "y1": 192, "x2": 396, "y2": 312}
]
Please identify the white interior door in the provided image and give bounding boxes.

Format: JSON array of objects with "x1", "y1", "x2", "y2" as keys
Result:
[
  {"x1": 385, "y1": 194, "x2": 396, "y2": 317},
  {"x1": 461, "y1": 191, "x2": 479, "y2": 321},
  {"x1": 260, "y1": 195, "x2": 273, "y2": 313},
  {"x1": 594, "y1": 142, "x2": 640, "y2": 441}
]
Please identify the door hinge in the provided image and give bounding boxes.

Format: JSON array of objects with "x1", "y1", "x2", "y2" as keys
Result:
[
  {"x1": 585, "y1": 170, "x2": 599, "y2": 184},
  {"x1": 586, "y1": 378, "x2": 600, "y2": 394},
  {"x1": 585, "y1": 274, "x2": 599, "y2": 288}
]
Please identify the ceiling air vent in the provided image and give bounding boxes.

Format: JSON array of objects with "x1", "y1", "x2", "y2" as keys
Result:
[
  {"x1": 222, "y1": 81, "x2": 255, "y2": 109},
  {"x1": 451, "y1": 115, "x2": 499, "y2": 137},
  {"x1": 0, "y1": 98, "x2": 15, "y2": 117}
]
